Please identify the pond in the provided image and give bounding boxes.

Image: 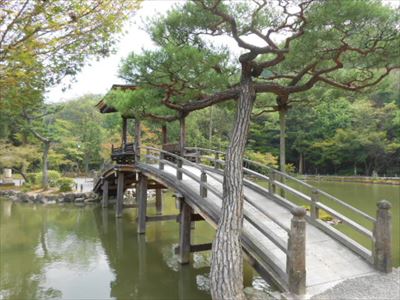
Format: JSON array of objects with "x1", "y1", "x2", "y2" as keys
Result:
[
  {"x1": 280, "y1": 180, "x2": 399, "y2": 267},
  {"x1": 0, "y1": 193, "x2": 268, "y2": 300},
  {"x1": 0, "y1": 181, "x2": 398, "y2": 299}
]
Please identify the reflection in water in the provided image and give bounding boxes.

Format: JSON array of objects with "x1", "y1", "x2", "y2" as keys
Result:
[
  {"x1": 0, "y1": 196, "x2": 272, "y2": 300},
  {"x1": 95, "y1": 206, "x2": 212, "y2": 300}
]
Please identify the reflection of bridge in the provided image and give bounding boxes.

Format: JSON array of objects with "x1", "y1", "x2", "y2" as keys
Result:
[{"x1": 93, "y1": 145, "x2": 393, "y2": 298}]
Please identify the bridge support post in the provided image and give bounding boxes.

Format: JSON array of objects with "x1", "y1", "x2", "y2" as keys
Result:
[
  {"x1": 373, "y1": 200, "x2": 392, "y2": 273},
  {"x1": 178, "y1": 196, "x2": 192, "y2": 264},
  {"x1": 155, "y1": 188, "x2": 163, "y2": 215},
  {"x1": 116, "y1": 172, "x2": 124, "y2": 218},
  {"x1": 287, "y1": 207, "x2": 306, "y2": 295},
  {"x1": 137, "y1": 173, "x2": 148, "y2": 234},
  {"x1": 102, "y1": 180, "x2": 109, "y2": 208}
]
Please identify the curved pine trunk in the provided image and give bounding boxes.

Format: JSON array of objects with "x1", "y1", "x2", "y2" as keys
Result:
[{"x1": 210, "y1": 75, "x2": 255, "y2": 300}]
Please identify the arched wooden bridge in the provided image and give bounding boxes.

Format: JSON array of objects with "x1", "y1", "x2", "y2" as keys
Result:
[{"x1": 93, "y1": 146, "x2": 393, "y2": 298}]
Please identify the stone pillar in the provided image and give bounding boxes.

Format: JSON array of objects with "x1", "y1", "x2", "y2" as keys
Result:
[
  {"x1": 137, "y1": 173, "x2": 148, "y2": 234},
  {"x1": 102, "y1": 180, "x2": 109, "y2": 208},
  {"x1": 155, "y1": 188, "x2": 163, "y2": 215},
  {"x1": 373, "y1": 200, "x2": 392, "y2": 273},
  {"x1": 287, "y1": 207, "x2": 306, "y2": 295},
  {"x1": 178, "y1": 198, "x2": 192, "y2": 264},
  {"x1": 116, "y1": 172, "x2": 124, "y2": 218}
]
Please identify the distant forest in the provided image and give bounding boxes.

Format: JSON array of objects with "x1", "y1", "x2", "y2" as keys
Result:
[{"x1": 0, "y1": 73, "x2": 399, "y2": 177}]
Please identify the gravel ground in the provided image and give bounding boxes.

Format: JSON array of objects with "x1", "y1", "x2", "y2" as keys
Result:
[{"x1": 311, "y1": 268, "x2": 400, "y2": 300}]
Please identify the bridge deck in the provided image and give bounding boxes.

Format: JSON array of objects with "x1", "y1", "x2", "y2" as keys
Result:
[{"x1": 141, "y1": 163, "x2": 378, "y2": 297}]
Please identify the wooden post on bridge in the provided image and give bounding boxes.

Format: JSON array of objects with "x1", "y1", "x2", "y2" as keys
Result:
[
  {"x1": 102, "y1": 180, "x2": 109, "y2": 208},
  {"x1": 373, "y1": 200, "x2": 392, "y2": 273},
  {"x1": 287, "y1": 207, "x2": 306, "y2": 295},
  {"x1": 159, "y1": 152, "x2": 164, "y2": 170},
  {"x1": 200, "y1": 171, "x2": 207, "y2": 198},
  {"x1": 155, "y1": 188, "x2": 163, "y2": 215},
  {"x1": 178, "y1": 196, "x2": 192, "y2": 264},
  {"x1": 269, "y1": 171, "x2": 276, "y2": 195},
  {"x1": 135, "y1": 118, "x2": 141, "y2": 162},
  {"x1": 310, "y1": 189, "x2": 320, "y2": 219},
  {"x1": 116, "y1": 172, "x2": 124, "y2": 218},
  {"x1": 177, "y1": 159, "x2": 183, "y2": 180},
  {"x1": 137, "y1": 173, "x2": 148, "y2": 234},
  {"x1": 214, "y1": 152, "x2": 219, "y2": 169}
]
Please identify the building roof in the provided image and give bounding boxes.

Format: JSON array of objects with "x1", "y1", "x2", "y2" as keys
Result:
[{"x1": 95, "y1": 84, "x2": 136, "y2": 114}]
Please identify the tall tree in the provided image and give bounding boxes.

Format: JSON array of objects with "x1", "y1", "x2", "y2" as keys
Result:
[
  {"x1": 21, "y1": 104, "x2": 63, "y2": 189},
  {"x1": 0, "y1": 0, "x2": 141, "y2": 93}
]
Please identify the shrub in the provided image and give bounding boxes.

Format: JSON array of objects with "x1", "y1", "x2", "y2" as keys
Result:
[
  {"x1": 57, "y1": 177, "x2": 74, "y2": 192},
  {"x1": 27, "y1": 170, "x2": 62, "y2": 187}
]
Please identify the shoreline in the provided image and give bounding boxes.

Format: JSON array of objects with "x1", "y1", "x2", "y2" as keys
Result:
[
  {"x1": 298, "y1": 175, "x2": 400, "y2": 186},
  {"x1": 0, "y1": 189, "x2": 100, "y2": 205}
]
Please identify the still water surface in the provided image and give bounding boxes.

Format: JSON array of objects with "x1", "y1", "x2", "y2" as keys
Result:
[
  {"x1": 0, "y1": 193, "x2": 262, "y2": 300},
  {"x1": 0, "y1": 181, "x2": 398, "y2": 299}
]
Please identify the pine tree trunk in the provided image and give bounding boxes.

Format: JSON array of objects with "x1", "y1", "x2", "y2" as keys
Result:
[
  {"x1": 42, "y1": 142, "x2": 50, "y2": 190},
  {"x1": 210, "y1": 74, "x2": 255, "y2": 300},
  {"x1": 279, "y1": 110, "x2": 286, "y2": 173}
]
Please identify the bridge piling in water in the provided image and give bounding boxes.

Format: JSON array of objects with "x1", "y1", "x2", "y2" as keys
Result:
[
  {"x1": 116, "y1": 172, "x2": 124, "y2": 218},
  {"x1": 155, "y1": 188, "x2": 163, "y2": 215},
  {"x1": 102, "y1": 180, "x2": 109, "y2": 208},
  {"x1": 137, "y1": 173, "x2": 148, "y2": 234},
  {"x1": 373, "y1": 200, "x2": 392, "y2": 273},
  {"x1": 178, "y1": 196, "x2": 193, "y2": 264}
]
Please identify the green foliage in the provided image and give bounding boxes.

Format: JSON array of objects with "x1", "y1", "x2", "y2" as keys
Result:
[
  {"x1": 57, "y1": 178, "x2": 74, "y2": 192},
  {"x1": 0, "y1": 0, "x2": 141, "y2": 96},
  {"x1": 245, "y1": 150, "x2": 278, "y2": 168},
  {"x1": 0, "y1": 141, "x2": 40, "y2": 179},
  {"x1": 28, "y1": 171, "x2": 61, "y2": 188}
]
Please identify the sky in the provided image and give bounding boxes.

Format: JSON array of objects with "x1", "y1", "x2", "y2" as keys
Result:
[{"x1": 45, "y1": 1, "x2": 179, "y2": 103}]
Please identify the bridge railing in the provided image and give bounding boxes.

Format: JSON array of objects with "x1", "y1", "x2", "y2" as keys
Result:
[
  {"x1": 139, "y1": 145, "x2": 307, "y2": 294},
  {"x1": 185, "y1": 147, "x2": 391, "y2": 270}
]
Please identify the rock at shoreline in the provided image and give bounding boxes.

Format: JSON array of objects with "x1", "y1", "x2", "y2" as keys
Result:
[{"x1": 0, "y1": 189, "x2": 100, "y2": 206}]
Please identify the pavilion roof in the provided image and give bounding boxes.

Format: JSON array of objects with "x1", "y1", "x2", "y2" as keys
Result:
[{"x1": 95, "y1": 84, "x2": 136, "y2": 114}]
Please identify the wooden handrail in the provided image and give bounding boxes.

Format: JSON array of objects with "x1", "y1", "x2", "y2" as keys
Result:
[
  {"x1": 142, "y1": 146, "x2": 291, "y2": 257},
  {"x1": 187, "y1": 146, "x2": 377, "y2": 264}
]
